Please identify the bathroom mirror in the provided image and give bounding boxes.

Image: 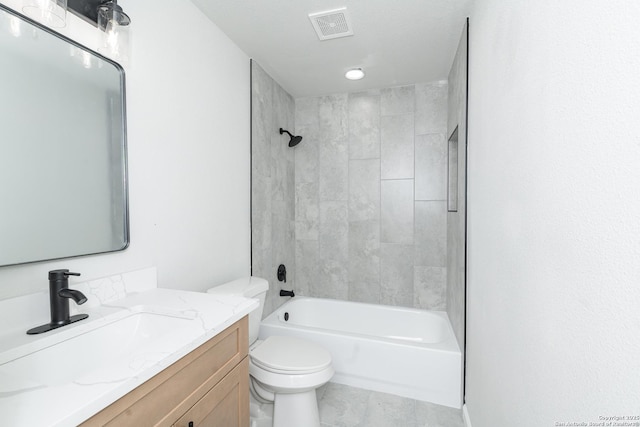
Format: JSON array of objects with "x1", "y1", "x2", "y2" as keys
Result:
[{"x1": 0, "y1": 4, "x2": 129, "y2": 267}]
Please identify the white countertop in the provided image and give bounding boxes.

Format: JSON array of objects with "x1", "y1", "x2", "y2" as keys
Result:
[{"x1": 0, "y1": 271, "x2": 257, "y2": 427}]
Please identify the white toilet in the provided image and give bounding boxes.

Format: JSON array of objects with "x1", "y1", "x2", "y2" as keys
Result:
[{"x1": 208, "y1": 277, "x2": 333, "y2": 427}]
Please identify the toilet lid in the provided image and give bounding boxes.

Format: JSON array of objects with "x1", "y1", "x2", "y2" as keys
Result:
[{"x1": 250, "y1": 336, "x2": 332, "y2": 374}]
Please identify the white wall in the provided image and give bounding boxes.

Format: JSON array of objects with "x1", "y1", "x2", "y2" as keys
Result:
[
  {"x1": 466, "y1": 1, "x2": 640, "y2": 426},
  {"x1": 0, "y1": 0, "x2": 250, "y2": 299}
]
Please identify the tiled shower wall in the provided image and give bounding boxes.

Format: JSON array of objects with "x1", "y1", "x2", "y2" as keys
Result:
[
  {"x1": 447, "y1": 23, "x2": 469, "y2": 350},
  {"x1": 251, "y1": 61, "x2": 296, "y2": 317},
  {"x1": 294, "y1": 83, "x2": 449, "y2": 310}
]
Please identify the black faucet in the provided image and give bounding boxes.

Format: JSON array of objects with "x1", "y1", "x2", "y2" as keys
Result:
[
  {"x1": 26, "y1": 269, "x2": 89, "y2": 335},
  {"x1": 279, "y1": 289, "x2": 295, "y2": 298}
]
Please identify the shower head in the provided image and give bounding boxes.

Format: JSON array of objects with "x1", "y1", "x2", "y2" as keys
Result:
[{"x1": 279, "y1": 128, "x2": 303, "y2": 147}]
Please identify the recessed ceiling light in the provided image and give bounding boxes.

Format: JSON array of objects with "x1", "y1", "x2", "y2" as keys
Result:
[{"x1": 345, "y1": 68, "x2": 365, "y2": 80}]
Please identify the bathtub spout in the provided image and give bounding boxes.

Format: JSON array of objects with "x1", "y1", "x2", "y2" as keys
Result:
[{"x1": 279, "y1": 289, "x2": 295, "y2": 297}]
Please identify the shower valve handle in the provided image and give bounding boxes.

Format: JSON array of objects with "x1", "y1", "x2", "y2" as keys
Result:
[{"x1": 277, "y1": 264, "x2": 286, "y2": 282}]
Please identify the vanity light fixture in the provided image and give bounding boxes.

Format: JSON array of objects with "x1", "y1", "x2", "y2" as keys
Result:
[
  {"x1": 345, "y1": 68, "x2": 365, "y2": 80},
  {"x1": 96, "y1": 0, "x2": 131, "y2": 64},
  {"x1": 61, "y1": 0, "x2": 132, "y2": 64},
  {"x1": 22, "y1": 0, "x2": 68, "y2": 28},
  {"x1": 65, "y1": 0, "x2": 130, "y2": 27}
]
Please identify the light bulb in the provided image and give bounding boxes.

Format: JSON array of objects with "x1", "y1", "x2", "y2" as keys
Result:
[{"x1": 345, "y1": 68, "x2": 365, "y2": 80}]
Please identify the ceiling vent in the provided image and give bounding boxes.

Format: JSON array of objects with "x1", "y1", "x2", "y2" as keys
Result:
[{"x1": 308, "y1": 7, "x2": 354, "y2": 41}]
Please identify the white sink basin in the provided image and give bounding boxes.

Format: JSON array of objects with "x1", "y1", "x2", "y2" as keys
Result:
[
  {"x1": 0, "y1": 287, "x2": 259, "y2": 427},
  {"x1": 0, "y1": 312, "x2": 192, "y2": 386}
]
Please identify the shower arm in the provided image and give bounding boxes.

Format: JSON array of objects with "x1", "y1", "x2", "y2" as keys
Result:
[{"x1": 279, "y1": 128, "x2": 294, "y2": 138}]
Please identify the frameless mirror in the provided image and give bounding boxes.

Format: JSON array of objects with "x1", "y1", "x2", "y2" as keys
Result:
[{"x1": 0, "y1": 4, "x2": 129, "y2": 267}]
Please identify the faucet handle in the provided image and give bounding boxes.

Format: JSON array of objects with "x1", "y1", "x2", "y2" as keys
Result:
[{"x1": 48, "y1": 269, "x2": 81, "y2": 280}]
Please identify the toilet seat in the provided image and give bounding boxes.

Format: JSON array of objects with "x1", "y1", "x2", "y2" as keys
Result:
[
  {"x1": 250, "y1": 336, "x2": 332, "y2": 375},
  {"x1": 250, "y1": 360, "x2": 334, "y2": 393}
]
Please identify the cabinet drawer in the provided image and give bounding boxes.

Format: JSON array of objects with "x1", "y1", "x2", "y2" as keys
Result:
[
  {"x1": 173, "y1": 357, "x2": 249, "y2": 427},
  {"x1": 81, "y1": 316, "x2": 248, "y2": 427}
]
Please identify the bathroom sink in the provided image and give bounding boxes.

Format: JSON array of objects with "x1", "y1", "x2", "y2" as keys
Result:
[
  {"x1": 0, "y1": 286, "x2": 259, "y2": 427},
  {"x1": 0, "y1": 312, "x2": 193, "y2": 387}
]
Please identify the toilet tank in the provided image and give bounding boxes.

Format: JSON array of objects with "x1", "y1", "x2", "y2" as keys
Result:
[{"x1": 207, "y1": 276, "x2": 268, "y2": 345}]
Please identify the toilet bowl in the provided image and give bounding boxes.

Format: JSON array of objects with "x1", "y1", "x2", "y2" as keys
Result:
[
  {"x1": 250, "y1": 336, "x2": 333, "y2": 427},
  {"x1": 208, "y1": 277, "x2": 333, "y2": 427}
]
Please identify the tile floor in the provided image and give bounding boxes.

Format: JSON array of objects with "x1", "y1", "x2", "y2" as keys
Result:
[{"x1": 252, "y1": 382, "x2": 465, "y2": 427}]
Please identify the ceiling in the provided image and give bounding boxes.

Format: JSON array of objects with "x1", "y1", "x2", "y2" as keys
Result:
[{"x1": 191, "y1": 0, "x2": 472, "y2": 98}]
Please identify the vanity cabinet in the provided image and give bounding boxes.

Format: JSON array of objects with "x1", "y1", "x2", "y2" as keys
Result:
[{"x1": 80, "y1": 317, "x2": 249, "y2": 427}]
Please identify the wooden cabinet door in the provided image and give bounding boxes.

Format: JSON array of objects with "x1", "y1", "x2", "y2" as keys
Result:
[{"x1": 174, "y1": 357, "x2": 249, "y2": 427}]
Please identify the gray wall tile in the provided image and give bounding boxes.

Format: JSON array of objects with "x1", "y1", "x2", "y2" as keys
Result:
[
  {"x1": 252, "y1": 248, "x2": 270, "y2": 295},
  {"x1": 252, "y1": 125, "x2": 271, "y2": 178},
  {"x1": 318, "y1": 95, "x2": 348, "y2": 201},
  {"x1": 295, "y1": 239, "x2": 317, "y2": 297},
  {"x1": 252, "y1": 174, "x2": 271, "y2": 251},
  {"x1": 348, "y1": 220, "x2": 380, "y2": 304},
  {"x1": 348, "y1": 159, "x2": 380, "y2": 222},
  {"x1": 381, "y1": 85, "x2": 416, "y2": 116},
  {"x1": 251, "y1": 61, "x2": 296, "y2": 317},
  {"x1": 380, "y1": 244, "x2": 414, "y2": 307},
  {"x1": 381, "y1": 179, "x2": 414, "y2": 244},
  {"x1": 295, "y1": 181, "x2": 318, "y2": 240},
  {"x1": 318, "y1": 201, "x2": 349, "y2": 300},
  {"x1": 349, "y1": 92, "x2": 381, "y2": 160},
  {"x1": 262, "y1": 249, "x2": 284, "y2": 306},
  {"x1": 319, "y1": 94, "x2": 348, "y2": 142},
  {"x1": 295, "y1": 97, "x2": 319, "y2": 185},
  {"x1": 415, "y1": 133, "x2": 447, "y2": 201},
  {"x1": 271, "y1": 135, "x2": 287, "y2": 201},
  {"x1": 415, "y1": 82, "x2": 448, "y2": 135},
  {"x1": 285, "y1": 159, "x2": 295, "y2": 219},
  {"x1": 317, "y1": 258, "x2": 349, "y2": 299},
  {"x1": 446, "y1": 23, "x2": 468, "y2": 351},
  {"x1": 272, "y1": 202, "x2": 295, "y2": 282},
  {"x1": 294, "y1": 124, "x2": 319, "y2": 184},
  {"x1": 295, "y1": 96, "x2": 319, "y2": 128},
  {"x1": 289, "y1": 81, "x2": 448, "y2": 311},
  {"x1": 273, "y1": 84, "x2": 294, "y2": 146},
  {"x1": 414, "y1": 201, "x2": 447, "y2": 268},
  {"x1": 251, "y1": 63, "x2": 273, "y2": 178},
  {"x1": 414, "y1": 266, "x2": 446, "y2": 310},
  {"x1": 348, "y1": 280, "x2": 380, "y2": 306},
  {"x1": 381, "y1": 114, "x2": 415, "y2": 179},
  {"x1": 319, "y1": 201, "x2": 349, "y2": 262},
  {"x1": 273, "y1": 84, "x2": 295, "y2": 164},
  {"x1": 319, "y1": 139, "x2": 348, "y2": 201}
]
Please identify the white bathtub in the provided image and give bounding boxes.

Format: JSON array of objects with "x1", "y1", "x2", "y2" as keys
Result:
[{"x1": 259, "y1": 297, "x2": 462, "y2": 408}]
